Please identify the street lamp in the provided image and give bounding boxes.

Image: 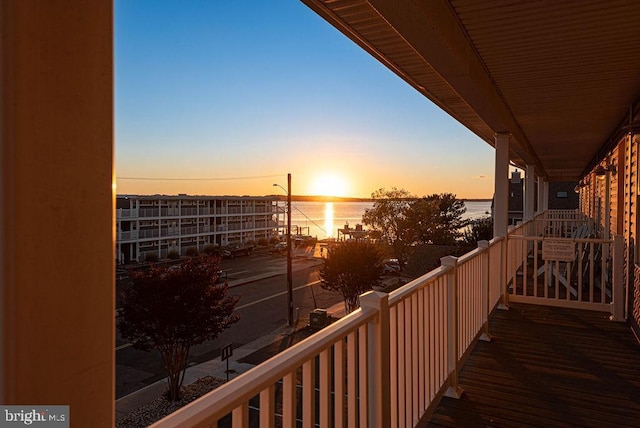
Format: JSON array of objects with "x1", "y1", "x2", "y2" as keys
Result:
[{"x1": 273, "y1": 173, "x2": 293, "y2": 326}]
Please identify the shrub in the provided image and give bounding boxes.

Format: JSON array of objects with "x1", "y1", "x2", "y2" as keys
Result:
[
  {"x1": 167, "y1": 250, "x2": 180, "y2": 260},
  {"x1": 269, "y1": 237, "x2": 281, "y2": 245},
  {"x1": 185, "y1": 247, "x2": 199, "y2": 257},
  {"x1": 203, "y1": 244, "x2": 218, "y2": 255},
  {"x1": 257, "y1": 237, "x2": 270, "y2": 247},
  {"x1": 144, "y1": 252, "x2": 159, "y2": 263},
  {"x1": 462, "y1": 216, "x2": 493, "y2": 247}
]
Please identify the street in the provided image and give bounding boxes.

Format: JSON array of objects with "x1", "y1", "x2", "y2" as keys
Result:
[{"x1": 115, "y1": 250, "x2": 344, "y2": 399}]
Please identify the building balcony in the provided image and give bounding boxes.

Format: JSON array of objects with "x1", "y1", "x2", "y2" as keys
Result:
[{"x1": 151, "y1": 210, "x2": 638, "y2": 427}]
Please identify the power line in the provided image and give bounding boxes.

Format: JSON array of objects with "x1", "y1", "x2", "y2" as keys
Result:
[
  {"x1": 292, "y1": 205, "x2": 327, "y2": 234},
  {"x1": 117, "y1": 174, "x2": 284, "y2": 181}
]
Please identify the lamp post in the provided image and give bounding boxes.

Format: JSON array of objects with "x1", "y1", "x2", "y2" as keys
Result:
[{"x1": 273, "y1": 173, "x2": 293, "y2": 326}]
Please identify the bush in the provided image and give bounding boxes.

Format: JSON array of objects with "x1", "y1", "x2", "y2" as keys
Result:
[
  {"x1": 463, "y1": 216, "x2": 493, "y2": 247},
  {"x1": 246, "y1": 240, "x2": 256, "y2": 247},
  {"x1": 257, "y1": 237, "x2": 270, "y2": 247},
  {"x1": 185, "y1": 247, "x2": 199, "y2": 257},
  {"x1": 270, "y1": 237, "x2": 281, "y2": 245},
  {"x1": 144, "y1": 252, "x2": 159, "y2": 263},
  {"x1": 203, "y1": 244, "x2": 218, "y2": 255},
  {"x1": 167, "y1": 250, "x2": 180, "y2": 260}
]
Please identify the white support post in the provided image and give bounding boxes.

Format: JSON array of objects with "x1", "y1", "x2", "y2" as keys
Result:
[
  {"x1": 604, "y1": 173, "x2": 611, "y2": 240},
  {"x1": 478, "y1": 241, "x2": 492, "y2": 342},
  {"x1": 359, "y1": 291, "x2": 391, "y2": 428},
  {"x1": 525, "y1": 164, "x2": 535, "y2": 221},
  {"x1": 543, "y1": 181, "x2": 549, "y2": 211},
  {"x1": 441, "y1": 256, "x2": 463, "y2": 399},
  {"x1": 611, "y1": 235, "x2": 625, "y2": 321},
  {"x1": 499, "y1": 236, "x2": 510, "y2": 310},
  {"x1": 494, "y1": 133, "x2": 510, "y2": 238},
  {"x1": 537, "y1": 178, "x2": 546, "y2": 215}
]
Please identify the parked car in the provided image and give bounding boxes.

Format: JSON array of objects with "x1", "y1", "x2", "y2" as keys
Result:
[
  {"x1": 269, "y1": 242, "x2": 288, "y2": 255},
  {"x1": 383, "y1": 258, "x2": 402, "y2": 274},
  {"x1": 222, "y1": 244, "x2": 254, "y2": 259}
]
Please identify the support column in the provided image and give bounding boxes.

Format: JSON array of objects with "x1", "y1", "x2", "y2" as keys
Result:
[
  {"x1": 2, "y1": 1, "x2": 114, "y2": 426},
  {"x1": 543, "y1": 181, "x2": 549, "y2": 211},
  {"x1": 537, "y1": 178, "x2": 547, "y2": 214},
  {"x1": 525, "y1": 164, "x2": 536, "y2": 221},
  {"x1": 494, "y1": 133, "x2": 510, "y2": 237}
]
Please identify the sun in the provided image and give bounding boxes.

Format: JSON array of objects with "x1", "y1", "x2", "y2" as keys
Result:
[{"x1": 309, "y1": 173, "x2": 349, "y2": 197}]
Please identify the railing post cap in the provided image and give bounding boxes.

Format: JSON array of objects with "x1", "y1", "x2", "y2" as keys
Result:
[
  {"x1": 360, "y1": 290, "x2": 389, "y2": 312},
  {"x1": 477, "y1": 240, "x2": 489, "y2": 249},
  {"x1": 440, "y1": 255, "x2": 458, "y2": 267},
  {"x1": 360, "y1": 290, "x2": 388, "y2": 304}
]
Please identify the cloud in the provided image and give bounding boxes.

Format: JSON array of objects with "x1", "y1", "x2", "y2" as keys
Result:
[{"x1": 472, "y1": 175, "x2": 490, "y2": 180}]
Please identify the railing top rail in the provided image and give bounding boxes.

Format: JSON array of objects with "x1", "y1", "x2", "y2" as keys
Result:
[
  {"x1": 457, "y1": 245, "x2": 486, "y2": 265},
  {"x1": 151, "y1": 307, "x2": 376, "y2": 427},
  {"x1": 388, "y1": 265, "x2": 449, "y2": 305},
  {"x1": 508, "y1": 235, "x2": 613, "y2": 244}
]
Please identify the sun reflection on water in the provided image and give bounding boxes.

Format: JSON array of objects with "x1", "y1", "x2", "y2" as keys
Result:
[{"x1": 324, "y1": 202, "x2": 335, "y2": 239}]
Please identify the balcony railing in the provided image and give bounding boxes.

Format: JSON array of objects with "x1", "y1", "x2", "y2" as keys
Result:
[{"x1": 151, "y1": 210, "x2": 625, "y2": 428}]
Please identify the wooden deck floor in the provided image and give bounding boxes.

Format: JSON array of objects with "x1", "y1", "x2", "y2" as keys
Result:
[{"x1": 427, "y1": 303, "x2": 640, "y2": 428}]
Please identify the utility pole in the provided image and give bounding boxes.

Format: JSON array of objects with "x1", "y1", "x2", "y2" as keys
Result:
[
  {"x1": 286, "y1": 173, "x2": 293, "y2": 326},
  {"x1": 274, "y1": 174, "x2": 294, "y2": 326}
]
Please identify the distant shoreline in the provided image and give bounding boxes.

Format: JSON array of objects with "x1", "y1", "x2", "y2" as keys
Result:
[{"x1": 275, "y1": 195, "x2": 492, "y2": 203}]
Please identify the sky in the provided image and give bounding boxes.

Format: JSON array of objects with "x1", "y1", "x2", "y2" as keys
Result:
[{"x1": 115, "y1": 0, "x2": 496, "y2": 199}]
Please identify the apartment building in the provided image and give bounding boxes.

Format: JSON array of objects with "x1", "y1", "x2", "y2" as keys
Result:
[{"x1": 116, "y1": 195, "x2": 280, "y2": 263}]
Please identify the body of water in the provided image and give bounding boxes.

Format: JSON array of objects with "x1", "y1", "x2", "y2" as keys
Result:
[{"x1": 287, "y1": 200, "x2": 492, "y2": 239}]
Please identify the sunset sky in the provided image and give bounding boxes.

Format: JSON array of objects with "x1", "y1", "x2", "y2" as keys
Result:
[{"x1": 115, "y1": 0, "x2": 496, "y2": 199}]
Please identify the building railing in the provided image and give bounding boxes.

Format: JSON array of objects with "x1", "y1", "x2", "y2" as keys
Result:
[{"x1": 151, "y1": 210, "x2": 624, "y2": 428}]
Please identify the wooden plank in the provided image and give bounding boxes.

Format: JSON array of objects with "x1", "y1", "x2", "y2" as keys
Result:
[{"x1": 426, "y1": 303, "x2": 640, "y2": 428}]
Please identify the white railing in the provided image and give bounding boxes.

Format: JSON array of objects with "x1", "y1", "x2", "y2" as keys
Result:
[
  {"x1": 152, "y1": 237, "x2": 502, "y2": 428},
  {"x1": 506, "y1": 233, "x2": 623, "y2": 313},
  {"x1": 151, "y1": 210, "x2": 624, "y2": 428},
  {"x1": 532, "y1": 209, "x2": 599, "y2": 238},
  {"x1": 152, "y1": 303, "x2": 379, "y2": 427}
]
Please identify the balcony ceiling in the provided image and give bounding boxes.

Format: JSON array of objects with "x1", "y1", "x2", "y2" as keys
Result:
[{"x1": 301, "y1": 0, "x2": 640, "y2": 180}]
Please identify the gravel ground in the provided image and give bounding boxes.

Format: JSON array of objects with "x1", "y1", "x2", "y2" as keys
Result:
[{"x1": 116, "y1": 376, "x2": 225, "y2": 428}]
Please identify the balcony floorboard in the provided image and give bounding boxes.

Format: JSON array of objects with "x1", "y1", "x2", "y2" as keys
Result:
[{"x1": 427, "y1": 303, "x2": 640, "y2": 428}]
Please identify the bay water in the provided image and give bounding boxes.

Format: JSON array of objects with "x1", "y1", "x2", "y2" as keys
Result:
[{"x1": 288, "y1": 200, "x2": 492, "y2": 239}]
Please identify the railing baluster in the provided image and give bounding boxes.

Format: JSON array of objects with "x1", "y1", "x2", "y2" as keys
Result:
[
  {"x1": 302, "y1": 359, "x2": 314, "y2": 428},
  {"x1": 334, "y1": 339, "x2": 345, "y2": 428},
  {"x1": 358, "y1": 324, "x2": 368, "y2": 428},
  {"x1": 347, "y1": 331, "x2": 357, "y2": 428},
  {"x1": 282, "y1": 372, "x2": 296, "y2": 428},
  {"x1": 231, "y1": 402, "x2": 248, "y2": 428},
  {"x1": 319, "y1": 349, "x2": 331, "y2": 428},
  {"x1": 389, "y1": 305, "x2": 398, "y2": 428},
  {"x1": 259, "y1": 386, "x2": 275, "y2": 428},
  {"x1": 404, "y1": 298, "x2": 412, "y2": 424}
]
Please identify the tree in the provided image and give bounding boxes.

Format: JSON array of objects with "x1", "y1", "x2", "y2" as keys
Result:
[
  {"x1": 320, "y1": 241, "x2": 384, "y2": 313},
  {"x1": 462, "y1": 216, "x2": 493, "y2": 247},
  {"x1": 118, "y1": 255, "x2": 240, "y2": 401},
  {"x1": 362, "y1": 188, "x2": 416, "y2": 265},
  {"x1": 408, "y1": 193, "x2": 469, "y2": 245}
]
